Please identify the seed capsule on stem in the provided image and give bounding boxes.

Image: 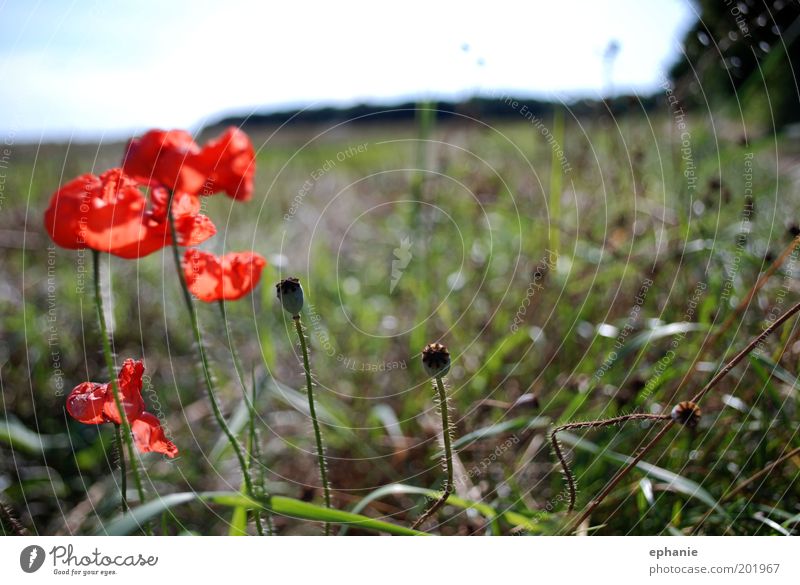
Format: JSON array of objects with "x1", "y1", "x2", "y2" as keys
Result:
[
  {"x1": 412, "y1": 342, "x2": 456, "y2": 530},
  {"x1": 671, "y1": 400, "x2": 702, "y2": 428},
  {"x1": 275, "y1": 276, "x2": 331, "y2": 534},
  {"x1": 422, "y1": 342, "x2": 450, "y2": 378},
  {"x1": 276, "y1": 277, "x2": 304, "y2": 316}
]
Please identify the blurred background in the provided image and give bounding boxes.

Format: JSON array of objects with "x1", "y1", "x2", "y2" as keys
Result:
[{"x1": 1, "y1": 0, "x2": 799, "y2": 535}]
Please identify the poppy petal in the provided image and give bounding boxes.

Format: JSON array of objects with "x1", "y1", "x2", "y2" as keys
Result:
[
  {"x1": 174, "y1": 214, "x2": 217, "y2": 247},
  {"x1": 66, "y1": 382, "x2": 109, "y2": 425},
  {"x1": 183, "y1": 249, "x2": 266, "y2": 302},
  {"x1": 183, "y1": 249, "x2": 223, "y2": 302},
  {"x1": 221, "y1": 252, "x2": 267, "y2": 301},
  {"x1": 102, "y1": 359, "x2": 145, "y2": 424},
  {"x1": 123, "y1": 129, "x2": 208, "y2": 194},
  {"x1": 196, "y1": 127, "x2": 255, "y2": 201},
  {"x1": 132, "y1": 412, "x2": 178, "y2": 458},
  {"x1": 43, "y1": 173, "x2": 100, "y2": 249}
]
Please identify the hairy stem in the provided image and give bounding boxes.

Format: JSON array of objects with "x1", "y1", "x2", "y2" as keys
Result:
[
  {"x1": 412, "y1": 376, "x2": 454, "y2": 530},
  {"x1": 249, "y1": 369, "x2": 273, "y2": 536},
  {"x1": 92, "y1": 250, "x2": 146, "y2": 507},
  {"x1": 218, "y1": 300, "x2": 267, "y2": 536},
  {"x1": 293, "y1": 314, "x2": 332, "y2": 535},
  {"x1": 114, "y1": 423, "x2": 128, "y2": 512},
  {"x1": 550, "y1": 414, "x2": 671, "y2": 512},
  {"x1": 166, "y1": 195, "x2": 253, "y2": 498}
]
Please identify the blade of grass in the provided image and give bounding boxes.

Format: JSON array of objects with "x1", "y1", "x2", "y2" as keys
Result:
[
  {"x1": 0, "y1": 416, "x2": 64, "y2": 456},
  {"x1": 753, "y1": 511, "x2": 792, "y2": 535},
  {"x1": 616, "y1": 322, "x2": 707, "y2": 360},
  {"x1": 101, "y1": 491, "x2": 426, "y2": 536},
  {"x1": 228, "y1": 502, "x2": 249, "y2": 536},
  {"x1": 267, "y1": 377, "x2": 347, "y2": 427},
  {"x1": 750, "y1": 352, "x2": 800, "y2": 391},
  {"x1": 339, "y1": 483, "x2": 543, "y2": 535}
]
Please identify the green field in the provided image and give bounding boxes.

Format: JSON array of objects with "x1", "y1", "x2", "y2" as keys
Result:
[{"x1": 1, "y1": 109, "x2": 799, "y2": 535}]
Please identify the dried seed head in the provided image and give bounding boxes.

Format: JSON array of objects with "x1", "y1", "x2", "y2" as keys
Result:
[
  {"x1": 422, "y1": 342, "x2": 450, "y2": 378},
  {"x1": 671, "y1": 400, "x2": 701, "y2": 428},
  {"x1": 276, "y1": 277, "x2": 304, "y2": 315}
]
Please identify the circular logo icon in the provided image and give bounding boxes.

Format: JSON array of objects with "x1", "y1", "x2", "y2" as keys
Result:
[{"x1": 19, "y1": 545, "x2": 46, "y2": 573}]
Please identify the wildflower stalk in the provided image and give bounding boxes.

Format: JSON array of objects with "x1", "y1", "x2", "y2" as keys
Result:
[
  {"x1": 549, "y1": 413, "x2": 670, "y2": 512},
  {"x1": 565, "y1": 298, "x2": 800, "y2": 534},
  {"x1": 92, "y1": 250, "x2": 146, "y2": 508},
  {"x1": 218, "y1": 300, "x2": 269, "y2": 536},
  {"x1": 113, "y1": 423, "x2": 128, "y2": 512},
  {"x1": 293, "y1": 314, "x2": 332, "y2": 535},
  {"x1": 249, "y1": 368, "x2": 274, "y2": 535},
  {"x1": 165, "y1": 193, "x2": 254, "y2": 499},
  {"x1": 412, "y1": 375, "x2": 454, "y2": 530}
]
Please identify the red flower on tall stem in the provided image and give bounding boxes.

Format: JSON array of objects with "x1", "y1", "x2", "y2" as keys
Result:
[
  {"x1": 66, "y1": 359, "x2": 178, "y2": 458},
  {"x1": 183, "y1": 249, "x2": 267, "y2": 302}
]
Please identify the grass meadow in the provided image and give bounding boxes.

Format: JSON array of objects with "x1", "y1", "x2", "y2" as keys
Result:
[{"x1": 1, "y1": 105, "x2": 799, "y2": 535}]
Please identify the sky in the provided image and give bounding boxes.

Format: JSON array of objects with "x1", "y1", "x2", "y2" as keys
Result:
[{"x1": 0, "y1": 0, "x2": 698, "y2": 141}]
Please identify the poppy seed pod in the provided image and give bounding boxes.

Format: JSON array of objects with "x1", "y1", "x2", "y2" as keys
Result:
[
  {"x1": 276, "y1": 277, "x2": 304, "y2": 315},
  {"x1": 671, "y1": 400, "x2": 701, "y2": 428},
  {"x1": 422, "y1": 342, "x2": 450, "y2": 378}
]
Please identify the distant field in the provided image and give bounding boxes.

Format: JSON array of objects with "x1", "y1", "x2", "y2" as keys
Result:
[{"x1": 2, "y1": 110, "x2": 799, "y2": 535}]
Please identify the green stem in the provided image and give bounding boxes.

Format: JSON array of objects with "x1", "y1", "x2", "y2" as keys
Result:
[
  {"x1": 249, "y1": 372, "x2": 272, "y2": 535},
  {"x1": 92, "y1": 250, "x2": 146, "y2": 506},
  {"x1": 114, "y1": 424, "x2": 128, "y2": 513},
  {"x1": 293, "y1": 314, "x2": 332, "y2": 535},
  {"x1": 412, "y1": 376, "x2": 454, "y2": 530},
  {"x1": 218, "y1": 300, "x2": 267, "y2": 536},
  {"x1": 166, "y1": 195, "x2": 253, "y2": 498}
]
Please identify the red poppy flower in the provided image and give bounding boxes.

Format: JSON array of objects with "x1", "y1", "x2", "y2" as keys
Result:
[
  {"x1": 123, "y1": 129, "x2": 209, "y2": 195},
  {"x1": 66, "y1": 359, "x2": 178, "y2": 458},
  {"x1": 183, "y1": 249, "x2": 267, "y2": 302},
  {"x1": 195, "y1": 127, "x2": 256, "y2": 201},
  {"x1": 43, "y1": 169, "x2": 216, "y2": 259},
  {"x1": 123, "y1": 127, "x2": 256, "y2": 201}
]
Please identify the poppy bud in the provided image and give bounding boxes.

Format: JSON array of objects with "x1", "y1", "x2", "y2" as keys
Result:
[
  {"x1": 671, "y1": 400, "x2": 701, "y2": 428},
  {"x1": 276, "y1": 277, "x2": 304, "y2": 315},
  {"x1": 422, "y1": 342, "x2": 451, "y2": 378}
]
